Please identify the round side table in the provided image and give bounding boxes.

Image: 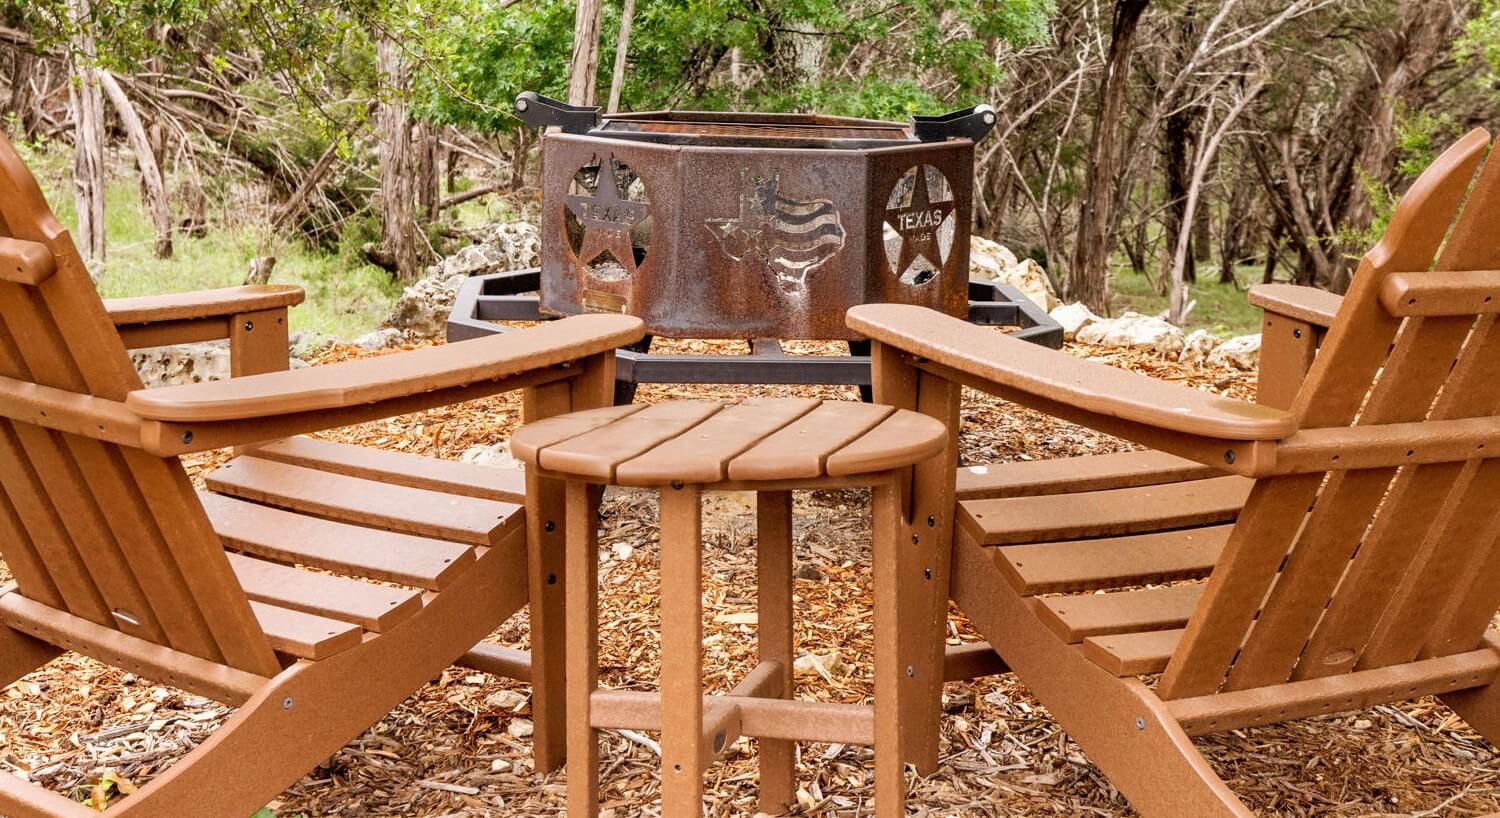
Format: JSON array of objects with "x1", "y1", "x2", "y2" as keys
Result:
[{"x1": 511, "y1": 397, "x2": 948, "y2": 818}]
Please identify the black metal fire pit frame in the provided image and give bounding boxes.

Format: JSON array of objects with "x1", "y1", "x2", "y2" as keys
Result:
[{"x1": 446, "y1": 268, "x2": 1062, "y2": 403}]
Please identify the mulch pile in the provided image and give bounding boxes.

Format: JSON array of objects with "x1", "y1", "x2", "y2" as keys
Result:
[{"x1": 1, "y1": 336, "x2": 1497, "y2": 816}]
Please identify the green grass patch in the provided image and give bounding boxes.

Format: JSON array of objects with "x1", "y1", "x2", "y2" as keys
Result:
[
  {"x1": 22, "y1": 142, "x2": 400, "y2": 340},
  {"x1": 1109, "y1": 263, "x2": 1264, "y2": 338}
]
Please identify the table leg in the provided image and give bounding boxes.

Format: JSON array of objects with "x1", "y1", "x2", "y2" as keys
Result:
[
  {"x1": 565, "y1": 482, "x2": 603, "y2": 818},
  {"x1": 872, "y1": 479, "x2": 908, "y2": 818},
  {"x1": 756, "y1": 490, "x2": 796, "y2": 814},
  {"x1": 660, "y1": 483, "x2": 705, "y2": 817}
]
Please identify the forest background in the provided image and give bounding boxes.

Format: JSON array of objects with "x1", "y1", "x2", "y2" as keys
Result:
[{"x1": 2, "y1": 0, "x2": 1496, "y2": 337}]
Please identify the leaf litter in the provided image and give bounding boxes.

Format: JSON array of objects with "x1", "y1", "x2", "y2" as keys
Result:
[{"x1": 0, "y1": 336, "x2": 1496, "y2": 816}]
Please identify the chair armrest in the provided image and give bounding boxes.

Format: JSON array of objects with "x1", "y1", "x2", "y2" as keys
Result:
[
  {"x1": 128, "y1": 314, "x2": 643, "y2": 423},
  {"x1": 105, "y1": 284, "x2": 306, "y2": 325},
  {"x1": 1247, "y1": 284, "x2": 1341, "y2": 328},
  {"x1": 849, "y1": 305, "x2": 1294, "y2": 474}
]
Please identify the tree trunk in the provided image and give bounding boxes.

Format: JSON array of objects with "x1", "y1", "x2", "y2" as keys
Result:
[
  {"x1": 415, "y1": 120, "x2": 439, "y2": 222},
  {"x1": 568, "y1": 0, "x2": 604, "y2": 107},
  {"x1": 5, "y1": 46, "x2": 35, "y2": 137},
  {"x1": 1168, "y1": 82, "x2": 1263, "y2": 325},
  {"x1": 1192, "y1": 195, "x2": 1212, "y2": 265},
  {"x1": 1219, "y1": 181, "x2": 1252, "y2": 285},
  {"x1": 67, "y1": 0, "x2": 106, "y2": 266},
  {"x1": 1162, "y1": 104, "x2": 1196, "y2": 287},
  {"x1": 510, "y1": 127, "x2": 530, "y2": 190},
  {"x1": 1067, "y1": 0, "x2": 1150, "y2": 313},
  {"x1": 376, "y1": 36, "x2": 421, "y2": 281},
  {"x1": 1334, "y1": 0, "x2": 1464, "y2": 292},
  {"x1": 605, "y1": 0, "x2": 636, "y2": 114},
  {"x1": 1262, "y1": 222, "x2": 1282, "y2": 284},
  {"x1": 98, "y1": 71, "x2": 173, "y2": 259}
]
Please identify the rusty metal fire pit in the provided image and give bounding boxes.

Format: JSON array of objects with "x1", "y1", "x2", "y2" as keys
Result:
[{"x1": 447, "y1": 92, "x2": 1061, "y2": 401}]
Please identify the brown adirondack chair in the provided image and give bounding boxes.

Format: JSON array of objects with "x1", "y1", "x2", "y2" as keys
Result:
[
  {"x1": 0, "y1": 131, "x2": 644, "y2": 817},
  {"x1": 848, "y1": 128, "x2": 1500, "y2": 816}
]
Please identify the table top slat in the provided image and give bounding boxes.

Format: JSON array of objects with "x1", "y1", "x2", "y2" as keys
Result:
[
  {"x1": 825, "y1": 410, "x2": 950, "y2": 477},
  {"x1": 614, "y1": 397, "x2": 822, "y2": 485},
  {"x1": 510, "y1": 404, "x2": 644, "y2": 464},
  {"x1": 727, "y1": 402, "x2": 896, "y2": 482},
  {"x1": 537, "y1": 400, "x2": 724, "y2": 481}
]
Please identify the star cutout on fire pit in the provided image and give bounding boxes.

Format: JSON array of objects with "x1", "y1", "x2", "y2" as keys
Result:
[
  {"x1": 885, "y1": 166, "x2": 955, "y2": 280},
  {"x1": 566, "y1": 157, "x2": 648, "y2": 278}
]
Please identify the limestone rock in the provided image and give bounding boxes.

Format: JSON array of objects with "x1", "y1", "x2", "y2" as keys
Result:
[
  {"x1": 352, "y1": 327, "x2": 404, "y2": 350},
  {"x1": 383, "y1": 272, "x2": 465, "y2": 340},
  {"x1": 460, "y1": 441, "x2": 525, "y2": 472},
  {"x1": 383, "y1": 221, "x2": 542, "y2": 341},
  {"x1": 1076, "y1": 312, "x2": 1185, "y2": 357},
  {"x1": 131, "y1": 341, "x2": 229, "y2": 387},
  {"x1": 968, "y1": 235, "x2": 1019, "y2": 273},
  {"x1": 485, "y1": 689, "x2": 528, "y2": 711},
  {"x1": 1048, "y1": 302, "x2": 1098, "y2": 341},
  {"x1": 969, "y1": 237, "x2": 1057, "y2": 311},
  {"x1": 1178, "y1": 329, "x2": 1223, "y2": 364},
  {"x1": 1207, "y1": 333, "x2": 1261, "y2": 371}
]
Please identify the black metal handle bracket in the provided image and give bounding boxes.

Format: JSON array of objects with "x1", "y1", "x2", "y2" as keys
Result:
[
  {"x1": 912, "y1": 104, "x2": 998, "y2": 143},
  {"x1": 514, "y1": 92, "x2": 600, "y2": 134}
]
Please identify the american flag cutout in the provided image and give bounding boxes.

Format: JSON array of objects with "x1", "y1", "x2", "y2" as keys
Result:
[{"x1": 705, "y1": 169, "x2": 846, "y2": 289}]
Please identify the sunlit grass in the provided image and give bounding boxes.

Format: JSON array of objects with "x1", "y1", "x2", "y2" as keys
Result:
[
  {"x1": 23, "y1": 141, "x2": 400, "y2": 340},
  {"x1": 1109, "y1": 262, "x2": 1265, "y2": 337}
]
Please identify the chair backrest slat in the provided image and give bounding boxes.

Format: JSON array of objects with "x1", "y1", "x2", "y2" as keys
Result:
[
  {"x1": 1159, "y1": 128, "x2": 1495, "y2": 700},
  {"x1": 0, "y1": 482, "x2": 61, "y2": 607},
  {"x1": 1293, "y1": 139, "x2": 1500, "y2": 682},
  {"x1": 0, "y1": 132, "x2": 279, "y2": 677},
  {"x1": 0, "y1": 422, "x2": 106, "y2": 620}
]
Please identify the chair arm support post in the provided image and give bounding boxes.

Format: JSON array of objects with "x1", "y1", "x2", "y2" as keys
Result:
[
  {"x1": 229, "y1": 307, "x2": 291, "y2": 377},
  {"x1": 1257, "y1": 312, "x2": 1320, "y2": 411}
]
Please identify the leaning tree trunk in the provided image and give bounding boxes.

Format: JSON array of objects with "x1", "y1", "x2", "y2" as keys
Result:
[
  {"x1": 605, "y1": 0, "x2": 636, "y2": 114},
  {"x1": 568, "y1": 0, "x2": 604, "y2": 106},
  {"x1": 376, "y1": 36, "x2": 421, "y2": 281},
  {"x1": 1068, "y1": 0, "x2": 1150, "y2": 313},
  {"x1": 99, "y1": 71, "x2": 173, "y2": 259},
  {"x1": 66, "y1": 0, "x2": 106, "y2": 266}
]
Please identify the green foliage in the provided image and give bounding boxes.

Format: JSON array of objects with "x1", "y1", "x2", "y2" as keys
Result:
[
  {"x1": 1461, "y1": 0, "x2": 1500, "y2": 78},
  {"x1": 425, "y1": 0, "x2": 1055, "y2": 132},
  {"x1": 1393, "y1": 105, "x2": 1453, "y2": 178}
]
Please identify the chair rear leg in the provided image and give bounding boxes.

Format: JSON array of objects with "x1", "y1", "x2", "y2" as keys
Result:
[
  {"x1": 1441, "y1": 683, "x2": 1500, "y2": 746},
  {"x1": 0, "y1": 623, "x2": 61, "y2": 688},
  {"x1": 951, "y1": 532, "x2": 1251, "y2": 818}
]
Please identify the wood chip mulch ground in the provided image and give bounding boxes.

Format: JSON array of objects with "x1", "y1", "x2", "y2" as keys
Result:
[{"x1": 1, "y1": 335, "x2": 1497, "y2": 816}]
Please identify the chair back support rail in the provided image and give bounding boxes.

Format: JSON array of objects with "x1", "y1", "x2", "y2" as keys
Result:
[
  {"x1": 0, "y1": 136, "x2": 290, "y2": 680},
  {"x1": 875, "y1": 127, "x2": 1500, "y2": 705}
]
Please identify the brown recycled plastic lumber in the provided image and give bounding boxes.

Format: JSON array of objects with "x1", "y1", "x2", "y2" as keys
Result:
[
  {"x1": 848, "y1": 127, "x2": 1500, "y2": 817},
  {"x1": 512, "y1": 398, "x2": 947, "y2": 818},
  {"x1": 0, "y1": 127, "x2": 645, "y2": 818}
]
